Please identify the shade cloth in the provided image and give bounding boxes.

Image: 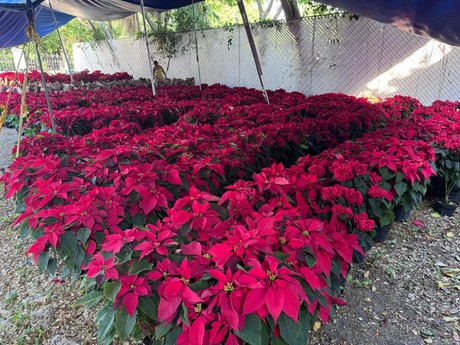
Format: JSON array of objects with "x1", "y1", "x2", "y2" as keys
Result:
[{"x1": 318, "y1": 0, "x2": 460, "y2": 46}]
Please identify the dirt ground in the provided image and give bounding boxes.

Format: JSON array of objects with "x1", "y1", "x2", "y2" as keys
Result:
[{"x1": 309, "y1": 202, "x2": 460, "y2": 345}]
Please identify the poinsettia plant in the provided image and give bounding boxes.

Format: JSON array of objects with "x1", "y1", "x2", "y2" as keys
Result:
[{"x1": 0, "y1": 83, "x2": 446, "y2": 344}]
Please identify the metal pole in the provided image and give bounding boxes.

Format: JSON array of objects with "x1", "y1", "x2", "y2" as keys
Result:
[
  {"x1": 48, "y1": 0, "x2": 74, "y2": 83},
  {"x1": 140, "y1": 0, "x2": 157, "y2": 96},
  {"x1": 236, "y1": 0, "x2": 269, "y2": 104},
  {"x1": 191, "y1": 0, "x2": 202, "y2": 89},
  {"x1": 35, "y1": 43, "x2": 56, "y2": 132}
]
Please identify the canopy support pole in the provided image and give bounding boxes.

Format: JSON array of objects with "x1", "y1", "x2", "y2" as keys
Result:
[
  {"x1": 15, "y1": 42, "x2": 31, "y2": 158},
  {"x1": 36, "y1": 43, "x2": 56, "y2": 132},
  {"x1": 140, "y1": 0, "x2": 157, "y2": 96},
  {"x1": 48, "y1": 0, "x2": 73, "y2": 83},
  {"x1": 236, "y1": 0, "x2": 269, "y2": 104},
  {"x1": 191, "y1": 0, "x2": 202, "y2": 89}
]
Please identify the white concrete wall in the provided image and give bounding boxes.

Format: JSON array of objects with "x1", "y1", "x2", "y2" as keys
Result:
[{"x1": 73, "y1": 17, "x2": 460, "y2": 104}]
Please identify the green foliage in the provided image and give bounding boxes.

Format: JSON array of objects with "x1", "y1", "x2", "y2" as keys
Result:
[
  {"x1": 115, "y1": 309, "x2": 137, "y2": 341},
  {"x1": 235, "y1": 314, "x2": 269, "y2": 345},
  {"x1": 278, "y1": 310, "x2": 311, "y2": 345}
]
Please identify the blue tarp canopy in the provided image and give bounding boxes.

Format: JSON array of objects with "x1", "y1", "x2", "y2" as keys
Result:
[
  {"x1": 318, "y1": 0, "x2": 460, "y2": 46},
  {"x1": 0, "y1": 0, "x2": 204, "y2": 49},
  {"x1": 0, "y1": 5, "x2": 73, "y2": 49},
  {"x1": 2, "y1": 0, "x2": 460, "y2": 49}
]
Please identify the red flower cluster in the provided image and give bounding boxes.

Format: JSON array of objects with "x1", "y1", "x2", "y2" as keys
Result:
[
  {"x1": 0, "y1": 70, "x2": 132, "y2": 85},
  {"x1": 0, "y1": 84, "x2": 446, "y2": 344}
]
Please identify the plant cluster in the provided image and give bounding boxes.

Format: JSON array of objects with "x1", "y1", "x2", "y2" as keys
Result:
[
  {"x1": 0, "y1": 70, "x2": 132, "y2": 86},
  {"x1": 0, "y1": 83, "x2": 457, "y2": 345}
]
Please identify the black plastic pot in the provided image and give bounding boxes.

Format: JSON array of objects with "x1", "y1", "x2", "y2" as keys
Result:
[
  {"x1": 432, "y1": 201, "x2": 457, "y2": 217},
  {"x1": 352, "y1": 251, "x2": 366, "y2": 264},
  {"x1": 427, "y1": 176, "x2": 445, "y2": 198},
  {"x1": 394, "y1": 205, "x2": 412, "y2": 222},
  {"x1": 449, "y1": 190, "x2": 460, "y2": 204},
  {"x1": 374, "y1": 224, "x2": 392, "y2": 243}
]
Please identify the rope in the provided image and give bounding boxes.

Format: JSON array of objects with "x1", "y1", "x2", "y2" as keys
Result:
[{"x1": 15, "y1": 21, "x2": 42, "y2": 157}]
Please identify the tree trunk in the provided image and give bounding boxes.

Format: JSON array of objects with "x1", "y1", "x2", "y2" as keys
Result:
[
  {"x1": 279, "y1": 0, "x2": 301, "y2": 19},
  {"x1": 255, "y1": 0, "x2": 276, "y2": 20}
]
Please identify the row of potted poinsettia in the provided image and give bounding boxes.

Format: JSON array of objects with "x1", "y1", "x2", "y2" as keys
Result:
[
  {"x1": 2, "y1": 84, "x2": 408, "y2": 144},
  {"x1": 0, "y1": 70, "x2": 132, "y2": 86},
  {"x1": 369, "y1": 100, "x2": 460, "y2": 216},
  {"x1": 0, "y1": 85, "x2": 454, "y2": 344}
]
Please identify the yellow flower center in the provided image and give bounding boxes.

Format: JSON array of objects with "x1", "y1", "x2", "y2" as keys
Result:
[
  {"x1": 194, "y1": 303, "x2": 202, "y2": 313},
  {"x1": 224, "y1": 282, "x2": 235, "y2": 293},
  {"x1": 266, "y1": 270, "x2": 277, "y2": 281}
]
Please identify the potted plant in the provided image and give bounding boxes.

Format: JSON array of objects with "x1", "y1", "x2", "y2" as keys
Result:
[
  {"x1": 432, "y1": 148, "x2": 460, "y2": 216},
  {"x1": 392, "y1": 172, "x2": 428, "y2": 222}
]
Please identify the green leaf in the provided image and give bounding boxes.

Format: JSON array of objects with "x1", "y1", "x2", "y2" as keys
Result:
[
  {"x1": 304, "y1": 253, "x2": 316, "y2": 268},
  {"x1": 132, "y1": 213, "x2": 146, "y2": 227},
  {"x1": 60, "y1": 231, "x2": 78, "y2": 252},
  {"x1": 115, "y1": 309, "x2": 137, "y2": 341},
  {"x1": 129, "y1": 260, "x2": 153, "y2": 275},
  {"x1": 379, "y1": 210, "x2": 394, "y2": 227},
  {"x1": 379, "y1": 167, "x2": 396, "y2": 181},
  {"x1": 189, "y1": 279, "x2": 209, "y2": 292},
  {"x1": 278, "y1": 310, "x2": 310, "y2": 345},
  {"x1": 19, "y1": 221, "x2": 30, "y2": 239},
  {"x1": 180, "y1": 302, "x2": 189, "y2": 326},
  {"x1": 116, "y1": 250, "x2": 133, "y2": 265},
  {"x1": 37, "y1": 251, "x2": 49, "y2": 274},
  {"x1": 394, "y1": 181, "x2": 407, "y2": 197},
  {"x1": 367, "y1": 198, "x2": 382, "y2": 217},
  {"x1": 155, "y1": 322, "x2": 172, "y2": 339},
  {"x1": 95, "y1": 231, "x2": 106, "y2": 245},
  {"x1": 395, "y1": 172, "x2": 405, "y2": 183},
  {"x1": 73, "y1": 246, "x2": 86, "y2": 269},
  {"x1": 103, "y1": 281, "x2": 122, "y2": 302},
  {"x1": 77, "y1": 227, "x2": 91, "y2": 245},
  {"x1": 271, "y1": 335, "x2": 289, "y2": 345},
  {"x1": 47, "y1": 258, "x2": 57, "y2": 277},
  {"x1": 98, "y1": 306, "x2": 116, "y2": 343},
  {"x1": 165, "y1": 325, "x2": 182, "y2": 345},
  {"x1": 77, "y1": 290, "x2": 103, "y2": 309},
  {"x1": 42, "y1": 217, "x2": 59, "y2": 225},
  {"x1": 137, "y1": 296, "x2": 157, "y2": 320},
  {"x1": 431, "y1": 212, "x2": 441, "y2": 218},
  {"x1": 235, "y1": 314, "x2": 263, "y2": 345},
  {"x1": 274, "y1": 252, "x2": 291, "y2": 262}
]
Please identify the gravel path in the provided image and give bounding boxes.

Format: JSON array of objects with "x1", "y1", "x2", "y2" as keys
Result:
[
  {"x1": 0, "y1": 127, "x2": 459, "y2": 345},
  {"x1": 0, "y1": 127, "x2": 16, "y2": 169}
]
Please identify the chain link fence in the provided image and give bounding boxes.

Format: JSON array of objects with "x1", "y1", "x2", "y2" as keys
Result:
[
  {"x1": 0, "y1": 50, "x2": 68, "y2": 74},
  {"x1": 75, "y1": 15, "x2": 460, "y2": 104},
  {"x1": 2, "y1": 15, "x2": 459, "y2": 104}
]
